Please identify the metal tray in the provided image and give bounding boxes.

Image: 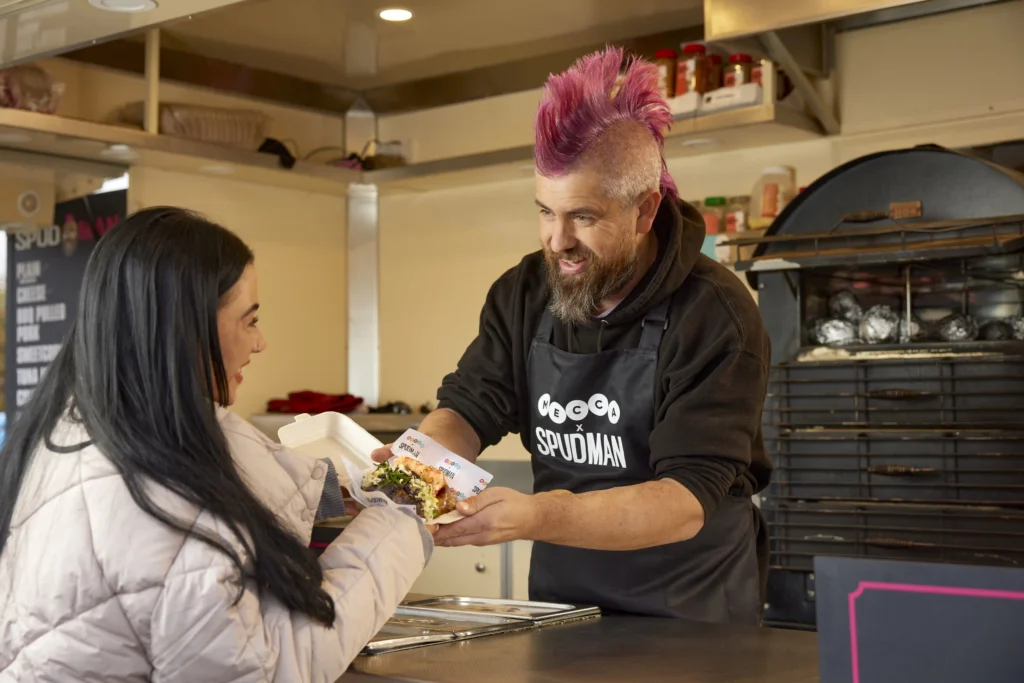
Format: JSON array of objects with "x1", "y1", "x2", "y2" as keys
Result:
[
  {"x1": 404, "y1": 596, "x2": 601, "y2": 624},
  {"x1": 363, "y1": 622, "x2": 454, "y2": 655},
  {"x1": 362, "y1": 606, "x2": 531, "y2": 655},
  {"x1": 391, "y1": 606, "x2": 528, "y2": 638}
]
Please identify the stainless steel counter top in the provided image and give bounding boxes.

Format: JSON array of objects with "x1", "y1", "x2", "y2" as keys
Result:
[{"x1": 341, "y1": 615, "x2": 819, "y2": 683}]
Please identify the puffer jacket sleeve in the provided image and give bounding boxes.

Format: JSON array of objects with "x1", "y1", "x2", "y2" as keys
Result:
[{"x1": 149, "y1": 506, "x2": 429, "y2": 683}]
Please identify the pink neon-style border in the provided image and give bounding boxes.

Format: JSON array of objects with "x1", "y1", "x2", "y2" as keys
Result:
[{"x1": 847, "y1": 581, "x2": 1024, "y2": 683}]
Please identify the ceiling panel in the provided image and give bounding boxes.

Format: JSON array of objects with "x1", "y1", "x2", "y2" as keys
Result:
[{"x1": 163, "y1": 0, "x2": 705, "y2": 88}]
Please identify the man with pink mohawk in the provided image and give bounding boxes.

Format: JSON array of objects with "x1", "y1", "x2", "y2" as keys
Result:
[{"x1": 373, "y1": 47, "x2": 770, "y2": 624}]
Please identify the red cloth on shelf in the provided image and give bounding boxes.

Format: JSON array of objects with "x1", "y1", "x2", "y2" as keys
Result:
[{"x1": 266, "y1": 391, "x2": 364, "y2": 415}]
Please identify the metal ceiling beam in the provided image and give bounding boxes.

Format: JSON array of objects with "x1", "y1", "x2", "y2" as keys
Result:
[{"x1": 59, "y1": 25, "x2": 706, "y2": 117}]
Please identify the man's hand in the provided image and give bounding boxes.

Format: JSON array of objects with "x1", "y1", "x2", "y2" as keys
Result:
[{"x1": 433, "y1": 487, "x2": 540, "y2": 547}]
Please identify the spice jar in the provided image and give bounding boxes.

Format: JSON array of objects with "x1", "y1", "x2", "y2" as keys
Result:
[
  {"x1": 701, "y1": 196, "x2": 727, "y2": 235},
  {"x1": 724, "y1": 54, "x2": 754, "y2": 88},
  {"x1": 675, "y1": 43, "x2": 709, "y2": 96},
  {"x1": 654, "y1": 49, "x2": 677, "y2": 99},
  {"x1": 725, "y1": 196, "x2": 750, "y2": 234},
  {"x1": 705, "y1": 54, "x2": 724, "y2": 92}
]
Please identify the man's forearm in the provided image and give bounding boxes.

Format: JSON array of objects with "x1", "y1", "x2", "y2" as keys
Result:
[
  {"x1": 530, "y1": 479, "x2": 705, "y2": 551},
  {"x1": 416, "y1": 408, "x2": 483, "y2": 462}
]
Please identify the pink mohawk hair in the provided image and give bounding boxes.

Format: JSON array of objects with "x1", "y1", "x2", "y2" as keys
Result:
[{"x1": 534, "y1": 45, "x2": 678, "y2": 200}]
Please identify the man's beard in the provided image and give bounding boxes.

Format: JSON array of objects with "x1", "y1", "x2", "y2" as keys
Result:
[{"x1": 544, "y1": 237, "x2": 640, "y2": 326}]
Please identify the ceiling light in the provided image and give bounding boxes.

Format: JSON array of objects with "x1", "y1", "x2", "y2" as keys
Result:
[
  {"x1": 379, "y1": 8, "x2": 412, "y2": 21},
  {"x1": 677, "y1": 137, "x2": 719, "y2": 150},
  {"x1": 100, "y1": 144, "x2": 138, "y2": 161},
  {"x1": 0, "y1": 132, "x2": 32, "y2": 144},
  {"x1": 199, "y1": 164, "x2": 236, "y2": 176},
  {"x1": 89, "y1": 0, "x2": 158, "y2": 12}
]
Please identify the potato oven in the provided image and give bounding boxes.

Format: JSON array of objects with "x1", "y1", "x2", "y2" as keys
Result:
[{"x1": 729, "y1": 145, "x2": 1024, "y2": 629}]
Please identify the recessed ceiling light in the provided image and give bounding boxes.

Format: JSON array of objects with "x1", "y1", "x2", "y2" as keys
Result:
[
  {"x1": 678, "y1": 137, "x2": 719, "y2": 150},
  {"x1": 0, "y1": 132, "x2": 32, "y2": 144},
  {"x1": 89, "y1": 0, "x2": 158, "y2": 12},
  {"x1": 379, "y1": 8, "x2": 412, "y2": 21},
  {"x1": 100, "y1": 144, "x2": 138, "y2": 161},
  {"x1": 199, "y1": 164, "x2": 236, "y2": 176}
]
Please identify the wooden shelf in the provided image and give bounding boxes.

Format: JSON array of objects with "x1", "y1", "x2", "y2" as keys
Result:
[
  {"x1": 365, "y1": 101, "x2": 824, "y2": 194},
  {"x1": 0, "y1": 108, "x2": 361, "y2": 195},
  {"x1": 0, "y1": 98, "x2": 823, "y2": 196}
]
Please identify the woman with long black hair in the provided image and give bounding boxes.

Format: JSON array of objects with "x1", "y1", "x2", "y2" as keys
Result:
[{"x1": 0, "y1": 207, "x2": 431, "y2": 681}]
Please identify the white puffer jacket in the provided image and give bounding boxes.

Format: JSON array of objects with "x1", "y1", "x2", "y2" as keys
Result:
[{"x1": 0, "y1": 408, "x2": 430, "y2": 682}]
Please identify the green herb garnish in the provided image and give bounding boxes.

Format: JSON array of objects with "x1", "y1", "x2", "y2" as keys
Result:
[{"x1": 373, "y1": 462, "x2": 412, "y2": 488}]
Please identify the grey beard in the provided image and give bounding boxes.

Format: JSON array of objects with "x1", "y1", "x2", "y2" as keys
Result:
[{"x1": 546, "y1": 249, "x2": 640, "y2": 326}]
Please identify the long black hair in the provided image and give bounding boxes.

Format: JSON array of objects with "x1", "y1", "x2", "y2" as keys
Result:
[{"x1": 0, "y1": 207, "x2": 335, "y2": 625}]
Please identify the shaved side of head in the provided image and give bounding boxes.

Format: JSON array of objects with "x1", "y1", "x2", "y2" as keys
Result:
[
  {"x1": 534, "y1": 45, "x2": 677, "y2": 205},
  {"x1": 576, "y1": 120, "x2": 663, "y2": 206}
]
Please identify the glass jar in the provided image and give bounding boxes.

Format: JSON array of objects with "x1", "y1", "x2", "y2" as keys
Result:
[
  {"x1": 705, "y1": 54, "x2": 724, "y2": 92},
  {"x1": 725, "y1": 196, "x2": 750, "y2": 233},
  {"x1": 675, "y1": 43, "x2": 709, "y2": 96},
  {"x1": 750, "y1": 166, "x2": 796, "y2": 222},
  {"x1": 654, "y1": 49, "x2": 677, "y2": 99},
  {"x1": 701, "y1": 196, "x2": 727, "y2": 235},
  {"x1": 724, "y1": 54, "x2": 754, "y2": 87}
]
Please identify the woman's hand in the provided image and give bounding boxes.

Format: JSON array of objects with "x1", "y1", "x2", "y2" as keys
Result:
[{"x1": 340, "y1": 487, "x2": 364, "y2": 517}]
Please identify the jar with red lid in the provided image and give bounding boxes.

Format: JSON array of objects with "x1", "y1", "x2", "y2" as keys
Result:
[
  {"x1": 705, "y1": 54, "x2": 724, "y2": 92},
  {"x1": 675, "y1": 43, "x2": 709, "y2": 96},
  {"x1": 724, "y1": 53, "x2": 754, "y2": 88},
  {"x1": 654, "y1": 49, "x2": 677, "y2": 99}
]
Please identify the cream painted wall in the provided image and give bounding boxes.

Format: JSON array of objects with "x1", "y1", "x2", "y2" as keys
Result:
[
  {"x1": 128, "y1": 167, "x2": 347, "y2": 420},
  {"x1": 378, "y1": 178, "x2": 538, "y2": 460}
]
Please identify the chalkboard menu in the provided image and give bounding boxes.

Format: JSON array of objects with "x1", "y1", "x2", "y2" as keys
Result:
[{"x1": 5, "y1": 190, "x2": 126, "y2": 422}]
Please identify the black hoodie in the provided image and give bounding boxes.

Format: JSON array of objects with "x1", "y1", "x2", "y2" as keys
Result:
[{"x1": 437, "y1": 198, "x2": 771, "y2": 520}]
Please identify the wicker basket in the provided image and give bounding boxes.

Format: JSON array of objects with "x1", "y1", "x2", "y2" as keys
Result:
[{"x1": 117, "y1": 102, "x2": 268, "y2": 151}]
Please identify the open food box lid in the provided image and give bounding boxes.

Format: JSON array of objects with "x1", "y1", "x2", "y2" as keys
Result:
[{"x1": 277, "y1": 412, "x2": 379, "y2": 490}]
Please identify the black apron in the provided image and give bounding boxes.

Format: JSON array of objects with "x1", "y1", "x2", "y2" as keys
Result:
[{"x1": 527, "y1": 301, "x2": 763, "y2": 625}]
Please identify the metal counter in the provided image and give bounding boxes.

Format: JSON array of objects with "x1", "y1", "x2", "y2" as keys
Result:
[{"x1": 342, "y1": 615, "x2": 819, "y2": 683}]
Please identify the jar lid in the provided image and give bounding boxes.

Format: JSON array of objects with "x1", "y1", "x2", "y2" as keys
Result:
[
  {"x1": 709, "y1": 54, "x2": 724, "y2": 65},
  {"x1": 763, "y1": 165, "x2": 794, "y2": 176},
  {"x1": 655, "y1": 49, "x2": 678, "y2": 58},
  {"x1": 729, "y1": 53, "x2": 753, "y2": 63},
  {"x1": 704, "y1": 196, "x2": 727, "y2": 206},
  {"x1": 681, "y1": 43, "x2": 707, "y2": 54}
]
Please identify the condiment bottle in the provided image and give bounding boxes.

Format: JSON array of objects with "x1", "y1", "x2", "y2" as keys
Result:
[
  {"x1": 675, "y1": 43, "x2": 709, "y2": 96},
  {"x1": 654, "y1": 49, "x2": 677, "y2": 99},
  {"x1": 750, "y1": 166, "x2": 796, "y2": 222},
  {"x1": 701, "y1": 196, "x2": 727, "y2": 235},
  {"x1": 725, "y1": 196, "x2": 750, "y2": 233},
  {"x1": 724, "y1": 54, "x2": 754, "y2": 87},
  {"x1": 705, "y1": 54, "x2": 724, "y2": 92}
]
